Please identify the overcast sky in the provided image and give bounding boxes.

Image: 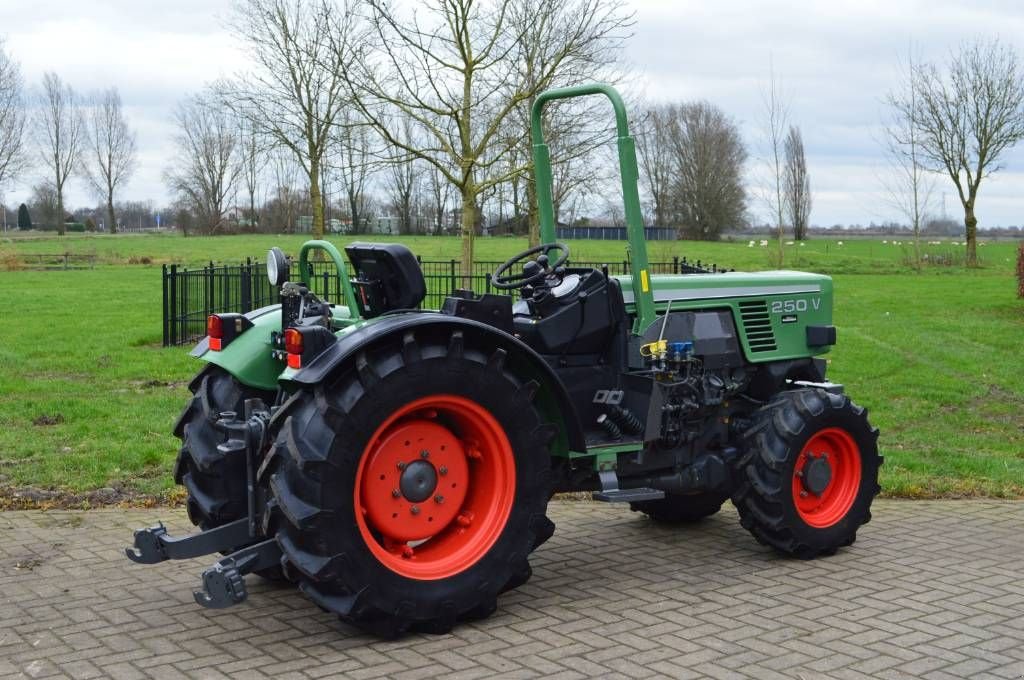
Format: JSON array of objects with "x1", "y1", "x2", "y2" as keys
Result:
[{"x1": 2, "y1": 0, "x2": 1023, "y2": 226}]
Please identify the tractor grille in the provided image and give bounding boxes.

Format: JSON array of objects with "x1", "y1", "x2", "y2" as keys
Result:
[{"x1": 738, "y1": 300, "x2": 777, "y2": 352}]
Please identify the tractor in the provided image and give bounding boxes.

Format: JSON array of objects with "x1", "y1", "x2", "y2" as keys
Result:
[{"x1": 127, "y1": 84, "x2": 881, "y2": 637}]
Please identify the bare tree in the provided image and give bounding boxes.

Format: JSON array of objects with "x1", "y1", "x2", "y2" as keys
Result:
[
  {"x1": 0, "y1": 40, "x2": 26, "y2": 194},
  {"x1": 346, "y1": 0, "x2": 631, "y2": 283},
  {"x1": 882, "y1": 47, "x2": 934, "y2": 268},
  {"x1": 219, "y1": 0, "x2": 359, "y2": 239},
  {"x1": 636, "y1": 104, "x2": 675, "y2": 229},
  {"x1": 783, "y1": 126, "x2": 811, "y2": 241},
  {"x1": 268, "y1": 147, "x2": 302, "y2": 232},
  {"x1": 893, "y1": 38, "x2": 1024, "y2": 266},
  {"x1": 425, "y1": 162, "x2": 453, "y2": 234},
  {"x1": 29, "y1": 181, "x2": 58, "y2": 230},
  {"x1": 667, "y1": 101, "x2": 747, "y2": 240},
  {"x1": 384, "y1": 114, "x2": 422, "y2": 234},
  {"x1": 506, "y1": 0, "x2": 633, "y2": 245},
  {"x1": 35, "y1": 72, "x2": 84, "y2": 235},
  {"x1": 82, "y1": 88, "x2": 136, "y2": 233},
  {"x1": 329, "y1": 109, "x2": 375, "y2": 233},
  {"x1": 760, "y1": 59, "x2": 788, "y2": 264},
  {"x1": 237, "y1": 116, "x2": 265, "y2": 231},
  {"x1": 165, "y1": 94, "x2": 240, "y2": 233}
]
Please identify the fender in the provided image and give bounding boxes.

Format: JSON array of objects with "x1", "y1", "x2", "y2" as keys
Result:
[
  {"x1": 190, "y1": 305, "x2": 283, "y2": 392},
  {"x1": 289, "y1": 313, "x2": 587, "y2": 454}
]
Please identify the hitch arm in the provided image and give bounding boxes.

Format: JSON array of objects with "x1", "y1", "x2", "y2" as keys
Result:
[
  {"x1": 193, "y1": 538, "x2": 283, "y2": 609},
  {"x1": 125, "y1": 517, "x2": 252, "y2": 564}
]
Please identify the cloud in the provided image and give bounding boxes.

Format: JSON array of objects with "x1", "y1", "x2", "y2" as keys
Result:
[{"x1": 1, "y1": 0, "x2": 1022, "y2": 226}]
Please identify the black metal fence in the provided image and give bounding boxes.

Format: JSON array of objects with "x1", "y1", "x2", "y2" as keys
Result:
[{"x1": 162, "y1": 255, "x2": 723, "y2": 346}]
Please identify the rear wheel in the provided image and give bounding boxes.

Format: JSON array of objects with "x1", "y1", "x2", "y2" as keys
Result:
[
  {"x1": 732, "y1": 388, "x2": 881, "y2": 559},
  {"x1": 262, "y1": 328, "x2": 556, "y2": 637},
  {"x1": 173, "y1": 365, "x2": 274, "y2": 528},
  {"x1": 173, "y1": 365, "x2": 282, "y2": 578},
  {"x1": 630, "y1": 492, "x2": 728, "y2": 523}
]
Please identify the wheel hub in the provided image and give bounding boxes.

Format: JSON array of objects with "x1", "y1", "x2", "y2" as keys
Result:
[
  {"x1": 400, "y1": 460, "x2": 438, "y2": 503},
  {"x1": 358, "y1": 418, "x2": 469, "y2": 543},
  {"x1": 801, "y1": 454, "x2": 833, "y2": 496},
  {"x1": 791, "y1": 427, "x2": 863, "y2": 529}
]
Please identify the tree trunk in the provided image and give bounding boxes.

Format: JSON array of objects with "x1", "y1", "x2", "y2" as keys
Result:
[
  {"x1": 107, "y1": 184, "x2": 116, "y2": 235},
  {"x1": 526, "y1": 179, "x2": 539, "y2": 247},
  {"x1": 964, "y1": 202, "x2": 978, "y2": 267},
  {"x1": 349, "y1": 190, "x2": 359, "y2": 235},
  {"x1": 460, "y1": 186, "x2": 476, "y2": 288},
  {"x1": 309, "y1": 162, "x2": 324, "y2": 239},
  {"x1": 56, "y1": 190, "x2": 65, "y2": 236}
]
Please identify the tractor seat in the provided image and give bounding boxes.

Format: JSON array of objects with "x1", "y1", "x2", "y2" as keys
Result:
[{"x1": 345, "y1": 242, "x2": 426, "y2": 317}]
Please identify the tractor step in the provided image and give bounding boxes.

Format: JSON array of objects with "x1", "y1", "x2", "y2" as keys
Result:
[
  {"x1": 592, "y1": 470, "x2": 665, "y2": 503},
  {"x1": 593, "y1": 487, "x2": 666, "y2": 503}
]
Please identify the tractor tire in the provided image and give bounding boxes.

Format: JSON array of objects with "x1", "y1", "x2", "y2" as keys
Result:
[
  {"x1": 261, "y1": 327, "x2": 556, "y2": 637},
  {"x1": 630, "y1": 492, "x2": 729, "y2": 523},
  {"x1": 732, "y1": 388, "x2": 882, "y2": 559},
  {"x1": 172, "y1": 365, "x2": 282, "y2": 577}
]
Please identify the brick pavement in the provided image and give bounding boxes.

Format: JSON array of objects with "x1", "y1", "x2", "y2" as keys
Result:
[{"x1": 1, "y1": 500, "x2": 1022, "y2": 679}]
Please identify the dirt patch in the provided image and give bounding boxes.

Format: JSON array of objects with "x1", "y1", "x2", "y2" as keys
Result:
[
  {"x1": 129, "y1": 379, "x2": 189, "y2": 390},
  {"x1": 0, "y1": 485, "x2": 186, "y2": 510},
  {"x1": 32, "y1": 414, "x2": 64, "y2": 426}
]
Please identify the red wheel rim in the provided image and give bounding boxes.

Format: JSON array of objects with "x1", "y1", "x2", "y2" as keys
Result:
[
  {"x1": 791, "y1": 427, "x2": 862, "y2": 528},
  {"x1": 354, "y1": 394, "x2": 516, "y2": 580}
]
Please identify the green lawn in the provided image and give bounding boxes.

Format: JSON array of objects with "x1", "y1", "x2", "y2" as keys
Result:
[{"x1": 0, "y1": 231, "x2": 1021, "y2": 503}]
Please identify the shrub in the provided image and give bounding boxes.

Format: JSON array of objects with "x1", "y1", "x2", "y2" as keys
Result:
[
  {"x1": 17, "y1": 203, "x2": 31, "y2": 230},
  {"x1": 66, "y1": 222, "x2": 86, "y2": 233}
]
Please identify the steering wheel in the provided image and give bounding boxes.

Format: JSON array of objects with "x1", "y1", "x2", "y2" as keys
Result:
[{"x1": 491, "y1": 243, "x2": 570, "y2": 290}]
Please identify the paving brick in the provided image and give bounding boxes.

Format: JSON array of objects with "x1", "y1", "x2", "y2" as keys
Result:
[{"x1": 0, "y1": 501, "x2": 1022, "y2": 679}]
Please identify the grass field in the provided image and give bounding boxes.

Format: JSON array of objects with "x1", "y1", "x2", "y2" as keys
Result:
[{"x1": 0, "y1": 231, "x2": 1021, "y2": 503}]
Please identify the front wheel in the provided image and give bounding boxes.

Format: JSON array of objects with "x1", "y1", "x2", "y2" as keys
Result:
[
  {"x1": 732, "y1": 389, "x2": 882, "y2": 559},
  {"x1": 261, "y1": 327, "x2": 556, "y2": 636}
]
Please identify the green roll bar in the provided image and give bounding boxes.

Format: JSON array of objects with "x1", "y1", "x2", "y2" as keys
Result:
[
  {"x1": 298, "y1": 240, "x2": 361, "y2": 319},
  {"x1": 530, "y1": 84, "x2": 656, "y2": 334}
]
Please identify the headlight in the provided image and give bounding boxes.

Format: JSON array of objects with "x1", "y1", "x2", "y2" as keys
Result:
[{"x1": 267, "y1": 247, "x2": 288, "y2": 286}]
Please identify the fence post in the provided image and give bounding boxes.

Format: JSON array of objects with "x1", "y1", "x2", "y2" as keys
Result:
[
  {"x1": 206, "y1": 262, "x2": 215, "y2": 324},
  {"x1": 241, "y1": 258, "x2": 252, "y2": 313},
  {"x1": 170, "y1": 264, "x2": 179, "y2": 346},
  {"x1": 162, "y1": 264, "x2": 169, "y2": 346},
  {"x1": 673, "y1": 256, "x2": 679, "y2": 274},
  {"x1": 450, "y1": 258, "x2": 457, "y2": 294}
]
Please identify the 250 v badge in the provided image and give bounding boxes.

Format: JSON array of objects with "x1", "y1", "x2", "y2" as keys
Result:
[{"x1": 770, "y1": 297, "x2": 821, "y2": 314}]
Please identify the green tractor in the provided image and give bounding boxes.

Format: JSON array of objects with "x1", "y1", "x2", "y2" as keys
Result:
[{"x1": 127, "y1": 85, "x2": 881, "y2": 637}]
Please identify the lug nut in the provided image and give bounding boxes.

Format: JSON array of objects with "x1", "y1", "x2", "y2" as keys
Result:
[
  {"x1": 438, "y1": 465, "x2": 448, "y2": 476},
  {"x1": 434, "y1": 495, "x2": 444, "y2": 504},
  {"x1": 410, "y1": 505, "x2": 420, "y2": 515},
  {"x1": 420, "y1": 450, "x2": 430, "y2": 459},
  {"x1": 397, "y1": 461, "x2": 406, "y2": 470},
  {"x1": 391, "y1": 489, "x2": 401, "y2": 498},
  {"x1": 800, "y1": 491, "x2": 808, "y2": 498}
]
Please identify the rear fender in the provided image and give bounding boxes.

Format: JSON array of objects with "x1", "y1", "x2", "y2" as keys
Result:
[
  {"x1": 190, "y1": 305, "x2": 283, "y2": 392},
  {"x1": 288, "y1": 314, "x2": 585, "y2": 455}
]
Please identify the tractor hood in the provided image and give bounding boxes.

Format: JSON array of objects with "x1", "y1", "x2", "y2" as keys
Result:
[
  {"x1": 615, "y1": 270, "x2": 835, "y2": 363},
  {"x1": 615, "y1": 270, "x2": 831, "y2": 305}
]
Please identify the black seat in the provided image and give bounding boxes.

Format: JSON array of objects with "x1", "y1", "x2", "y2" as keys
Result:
[{"x1": 344, "y1": 242, "x2": 426, "y2": 317}]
